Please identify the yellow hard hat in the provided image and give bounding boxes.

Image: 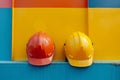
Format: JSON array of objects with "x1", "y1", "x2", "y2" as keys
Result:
[{"x1": 64, "y1": 32, "x2": 94, "y2": 67}]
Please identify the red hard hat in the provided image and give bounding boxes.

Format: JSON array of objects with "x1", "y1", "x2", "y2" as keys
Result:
[{"x1": 26, "y1": 32, "x2": 55, "y2": 66}]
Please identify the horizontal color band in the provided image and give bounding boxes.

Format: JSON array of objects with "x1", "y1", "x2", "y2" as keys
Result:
[
  {"x1": 89, "y1": 0, "x2": 120, "y2": 8},
  {"x1": 13, "y1": 0, "x2": 88, "y2": 8}
]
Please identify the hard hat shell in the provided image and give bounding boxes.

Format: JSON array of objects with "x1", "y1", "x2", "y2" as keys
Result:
[
  {"x1": 26, "y1": 32, "x2": 55, "y2": 66},
  {"x1": 64, "y1": 32, "x2": 94, "y2": 67}
]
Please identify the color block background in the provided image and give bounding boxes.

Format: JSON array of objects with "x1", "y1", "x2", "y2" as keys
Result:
[
  {"x1": 0, "y1": 0, "x2": 120, "y2": 80},
  {"x1": 12, "y1": 0, "x2": 120, "y2": 61},
  {"x1": 12, "y1": 0, "x2": 88, "y2": 61},
  {"x1": 0, "y1": 0, "x2": 120, "y2": 61}
]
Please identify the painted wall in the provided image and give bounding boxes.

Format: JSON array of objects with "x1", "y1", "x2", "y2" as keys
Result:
[
  {"x1": 0, "y1": 0, "x2": 11, "y2": 60},
  {"x1": 0, "y1": 0, "x2": 120, "y2": 80}
]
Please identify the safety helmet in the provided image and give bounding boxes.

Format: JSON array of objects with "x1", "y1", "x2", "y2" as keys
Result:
[
  {"x1": 64, "y1": 32, "x2": 94, "y2": 67},
  {"x1": 26, "y1": 32, "x2": 55, "y2": 66}
]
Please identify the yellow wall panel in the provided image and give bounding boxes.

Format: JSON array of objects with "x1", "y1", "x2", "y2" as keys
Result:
[
  {"x1": 12, "y1": 8, "x2": 88, "y2": 61},
  {"x1": 89, "y1": 8, "x2": 120, "y2": 60}
]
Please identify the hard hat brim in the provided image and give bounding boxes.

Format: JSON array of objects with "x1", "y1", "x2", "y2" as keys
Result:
[
  {"x1": 28, "y1": 55, "x2": 53, "y2": 66},
  {"x1": 67, "y1": 56, "x2": 93, "y2": 67}
]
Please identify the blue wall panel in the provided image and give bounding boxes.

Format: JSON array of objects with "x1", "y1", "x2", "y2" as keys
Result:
[
  {"x1": 0, "y1": 8, "x2": 11, "y2": 60},
  {"x1": 0, "y1": 62, "x2": 117, "y2": 80},
  {"x1": 89, "y1": 0, "x2": 120, "y2": 8},
  {"x1": 115, "y1": 64, "x2": 120, "y2": 80}
]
